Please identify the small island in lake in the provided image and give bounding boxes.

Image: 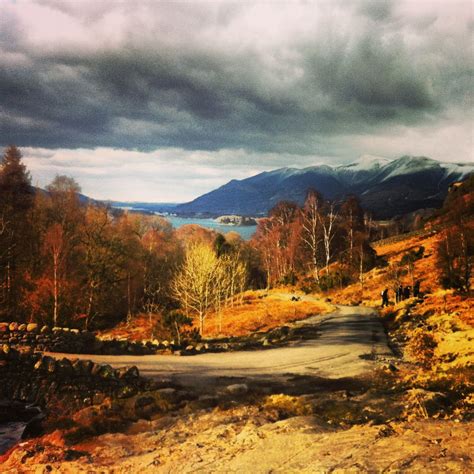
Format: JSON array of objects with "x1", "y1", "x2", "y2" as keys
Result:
[{"x1": 214, "y1": 215, "x2": 257, "y2": 226}]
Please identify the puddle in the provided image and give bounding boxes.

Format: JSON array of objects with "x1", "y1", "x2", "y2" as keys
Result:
[{"x1": 0, "y1": 421, "x2": 27, "y2": 454}]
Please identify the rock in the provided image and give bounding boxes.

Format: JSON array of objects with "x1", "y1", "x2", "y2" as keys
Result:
[
  {"x1": 185, "y1": 345, "x2": 195, "y2": 353},
  {"x1": 57, "y1": 358, "x2": 73, "y2": 376},
  {"x1": 45, "y1": 357, "x2": 56, "y2": 373},
  {"x1": 134, "y1": 396, "x2": 157, "y2": 419},
  {"x1": 195, "y1": 343, "x2": 204, "y2": 352},
  {"x1": 117, "y1": 365, "x2": 139, "y2": 379},
  {"x1": 99, "y1": 364, "x2": 116, "y2": 379},
  {"x1": 116, "y1": 385, "x2": 137, "y2": 399},
  {"x1": 26, "y1": 323, "x2": 38, "y2": 332},
  {"x1": 40, "y1": 325, "x2": 50, "y2": 334},
  {"x1": 0, "y1": 323, "x2": 9, "y2": 332},
  {"x1": 91, "y1": 363, "x2": 103, "y2": 377},
  {"x1": 22, "y1": 412, "x2": 46, "y2": 439},
  {"x1": 198, "y1": 395, "x2": 219, "y2": 408},
  {"x1": 226, "y1": 384, "x2": 249, "y2": 396},
  {"x1": 9, "y1": 322, "x2": 18, "y2": 331},
  {"x1": 162, "y1": 340, "x2": 170, "y2": 347},
  {"x1": 156, "y1": 388, "x2": 176, "y2": 398},
  {"x1": 70, "y1": 329, "x2": 80, "y2": 335},
  {"x1": 18, "y1": 324, "x2": 27, "y2": 331},
  {"x1": 262, "y1": 338, "x2": 271, "y2": 346}
]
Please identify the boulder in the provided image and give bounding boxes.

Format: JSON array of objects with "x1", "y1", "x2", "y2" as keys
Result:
[
  {"x1": 0, "y1": 323, "x2": 9, "y2": 332},
  {"x1": 18, "y1": 324, "x2": 27, "y2": 331},
  {"x1": 40, "y1": 325, "x2": 50, "y2": 334},
  {"x1": 9, "y1": 322, "x2": 18, "y2": 331}
]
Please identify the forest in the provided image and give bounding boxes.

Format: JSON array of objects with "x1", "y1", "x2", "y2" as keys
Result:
[{"x1": 1, "y1": 146, "x2": 472, "y2": 335}]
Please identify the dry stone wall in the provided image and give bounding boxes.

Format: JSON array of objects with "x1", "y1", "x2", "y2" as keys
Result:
[
  {"x1": 0, "y1": 345, "x2": 153, "y2": 413},
  {"x1": 0, "y1": 322, "x2": 157, "y2": 355}
]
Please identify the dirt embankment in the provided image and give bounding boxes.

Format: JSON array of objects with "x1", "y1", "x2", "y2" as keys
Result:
[
  {"x1": 2, "y1": 372, "x2": 473, "y2": 473},
  {"x1": 1, "y1": 301, "x2": 473, "y2": 472}
]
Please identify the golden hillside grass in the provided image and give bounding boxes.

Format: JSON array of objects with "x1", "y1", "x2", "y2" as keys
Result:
[
  {"x1": 204, "y1": 289, "x2": 332, "y2": 338},
  {"x1": 98, "y1": 314, "x2": 170, "y2": 342},
  {"x1": 329, "y1": 227, "x2": 473, "y2": 389},
  {"x1": 99, "y1": 290, "x2": 332, "y2": 341}
]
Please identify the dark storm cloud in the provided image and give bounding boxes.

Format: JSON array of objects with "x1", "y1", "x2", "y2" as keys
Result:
[{"x1": 0, "y1": 1, "x2": 472, "y2": 155}]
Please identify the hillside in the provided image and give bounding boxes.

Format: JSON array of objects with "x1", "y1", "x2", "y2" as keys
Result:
[{"x1": 176, "y1": 156, "x2": 473, "y2": 219}]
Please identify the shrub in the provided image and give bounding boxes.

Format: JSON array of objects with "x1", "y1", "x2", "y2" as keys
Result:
[{"x1": 263, "y1": 394, "x2": 313, "y2": 419}]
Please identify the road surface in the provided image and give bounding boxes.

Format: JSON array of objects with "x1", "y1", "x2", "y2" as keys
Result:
[{"x1": 50, "y1": 305, "x2": 392, "y2": 387}]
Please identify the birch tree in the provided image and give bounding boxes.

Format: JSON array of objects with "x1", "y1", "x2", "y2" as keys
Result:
[
  {"x1": 320, "y1": 202, "x2": 338, "y2": 274},
  {"x1": 301, "y1": 190, "x2": 323, "y2": 282}
]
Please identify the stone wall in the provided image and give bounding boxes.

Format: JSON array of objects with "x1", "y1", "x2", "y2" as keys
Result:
[
  {"x1": 0, "y1": 345, "x2": 154, "y2": 412},
  {"x1": 0, "y1": 322, "x2": 157, "y2": 355}
]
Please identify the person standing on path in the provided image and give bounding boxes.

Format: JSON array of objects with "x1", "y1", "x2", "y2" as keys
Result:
[{"x1": 381, "y1": 288, "x2": 389, "y2": 307}]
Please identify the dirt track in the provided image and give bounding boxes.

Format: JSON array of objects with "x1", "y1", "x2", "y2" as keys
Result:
[{"x1": 50, "y1": 305, "x2": 393, "y2": 388}]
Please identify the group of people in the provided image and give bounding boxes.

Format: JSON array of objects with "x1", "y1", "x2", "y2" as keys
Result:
[{"x1": 381, "y1": 280, "x2": 421, "y2": 308}]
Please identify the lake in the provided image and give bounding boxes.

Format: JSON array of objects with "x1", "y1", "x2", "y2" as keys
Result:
[{"x1": 165, "y1": 216, "x2": 256, "y2": 240}]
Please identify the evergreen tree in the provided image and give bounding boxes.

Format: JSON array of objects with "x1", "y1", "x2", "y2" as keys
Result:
[{"x1": 0, "y1": 146, "x2": 34, "y2": 318}]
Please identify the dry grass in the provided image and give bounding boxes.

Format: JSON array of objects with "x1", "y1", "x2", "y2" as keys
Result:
[
  {"x1": 329, "y1": 231, "x2": 472, "y2": 325},
  {"x1": 98, "y1": 313, "x2": 171, "y2": 342},
  {"x1": 98, "y1": 291, "x2": 331, "y2": 341},
  {"x1": 328, "y1": 225, "x2": 473, "y2": 408},
  {"x1": 204, "y1": 289, "x2": 332, "y2": 337}
]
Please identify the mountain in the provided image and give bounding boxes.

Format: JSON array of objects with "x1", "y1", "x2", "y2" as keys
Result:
[{"x1": 175, "y1": 156, "x2": 474, "y2": 219}]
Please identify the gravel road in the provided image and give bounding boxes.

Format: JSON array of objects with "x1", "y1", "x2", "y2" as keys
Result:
[{"x1": 50, "y1": 305, "x2": 392, "y2": 387}]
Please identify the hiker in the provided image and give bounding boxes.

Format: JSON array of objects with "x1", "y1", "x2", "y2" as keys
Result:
[
  {"x1": 404, "y1": 286, "x2": 411, "y2": 300},
  {"x1": 413, "y1": 280, "x2": 421, "y2": 298},
  {"x1": 381, "y1": 288, "x2": 389, "y2": 307}
]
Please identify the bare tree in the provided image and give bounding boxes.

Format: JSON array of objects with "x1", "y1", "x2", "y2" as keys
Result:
[
  {"x1": 320, "y1": 202, "x2": 338, "y2": 274},
  {"x1": 301, "y1": 190, "x2": 323, "y2": 282},
  {"x1": 43, "y1": 223, "x2": 65, "y2": 326},
  {"x1": 173, "y1": 242, "x2": 247, "y2": 336}
]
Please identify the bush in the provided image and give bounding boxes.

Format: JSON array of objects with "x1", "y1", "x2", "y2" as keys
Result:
[{"x1": 263, "y1": 394, "x2": 313, "y2": 419}]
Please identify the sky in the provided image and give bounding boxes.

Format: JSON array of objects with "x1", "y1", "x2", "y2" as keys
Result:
[{"x1": 1, "y1": 0, "x2": 473, "y2": 202}]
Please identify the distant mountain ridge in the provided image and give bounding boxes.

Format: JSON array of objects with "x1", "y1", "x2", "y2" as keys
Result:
[{"x1": 175, "y1": 155, "x2": 474, "y2": 219}]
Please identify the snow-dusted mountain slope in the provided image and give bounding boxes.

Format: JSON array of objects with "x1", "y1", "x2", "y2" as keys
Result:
[{"x1": 176, "y1": 156, "x2": 474, "y2": 219}]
